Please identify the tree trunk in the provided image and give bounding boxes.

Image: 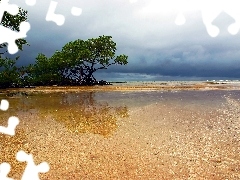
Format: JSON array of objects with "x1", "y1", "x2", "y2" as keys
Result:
[{"x1": 84, "y1": 70, "x2": 96, "y2": 86}]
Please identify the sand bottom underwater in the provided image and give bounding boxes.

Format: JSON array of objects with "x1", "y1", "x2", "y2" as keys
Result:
[{"x1": 0, "y1": 90, "x2": 239, "y2": 179}]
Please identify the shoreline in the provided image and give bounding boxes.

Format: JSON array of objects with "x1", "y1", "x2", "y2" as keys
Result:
[{"x1": 1, "y1": 81, "x2": 240, "y2": 94}]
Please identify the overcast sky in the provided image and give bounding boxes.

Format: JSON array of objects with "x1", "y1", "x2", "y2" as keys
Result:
[{"x1": 8, "y1": 0, "x2": 240, "y2": 81}]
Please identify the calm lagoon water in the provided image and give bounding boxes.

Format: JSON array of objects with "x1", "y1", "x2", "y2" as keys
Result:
[{"x1": 0, "y1": 89, "x2": 239, "y2": 179}]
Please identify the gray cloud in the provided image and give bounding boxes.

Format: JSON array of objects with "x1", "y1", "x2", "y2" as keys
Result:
[{"x1": 7, "y1": 0, "x2": 240, "y2": 80}]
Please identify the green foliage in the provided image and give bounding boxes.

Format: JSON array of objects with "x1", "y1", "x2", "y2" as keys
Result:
[
  {"x1": 28, "y1": 35, "x2": 128, "y2": 86},
  {"x1": 0, "y1": 1, "x2": 29, "y2": 88},
  {"x1": 26, "y1": 53, "x2": 63, "y2": 85},
  {"x1": 0, "y1": 33, "x2": 128, "y2": 87},
  {"x1": 0, "y1": 1, "x2": 28, "y2": 53},
  {"x1": 0, "y1": 57, "x2": 21, "y2": 88}
]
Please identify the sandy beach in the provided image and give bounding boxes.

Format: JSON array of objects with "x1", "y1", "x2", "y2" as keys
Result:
[
  {"x1": 1, "y1": 80, "x2": 240, "y2": 94},
  {"x1": 0, "y1": 82, "x2": 239, "y2": 179}
]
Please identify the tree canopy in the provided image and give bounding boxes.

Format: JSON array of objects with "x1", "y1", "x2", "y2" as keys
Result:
[
  {"x1": 27, "y1": 35, "x2": 128, "y2": 86},
  {"x1": 0, "y1": 3, "x2": 128, "y2": 88},
  {"x1": 0, "y1": 1, "x2": 29, "y2": 88},
  {"x1": 0, "y1": 1, "x2": 28, "y2": 54}
]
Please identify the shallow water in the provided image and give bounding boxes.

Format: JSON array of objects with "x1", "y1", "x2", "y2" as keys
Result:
[{"x1": 0, "y1": 90, "x2": 239, "y2": 179}]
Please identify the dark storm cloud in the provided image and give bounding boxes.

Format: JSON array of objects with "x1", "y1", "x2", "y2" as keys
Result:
[{"x1": 8, "y1": 0, "x2": 240, "y2": 80}]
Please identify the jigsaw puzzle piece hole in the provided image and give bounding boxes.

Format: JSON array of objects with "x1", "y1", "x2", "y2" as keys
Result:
[
  {"x1": 16, "y1": 150, "x2": 29, "y2": 162},
  {"x1": 175, "y1": 13, "x2": 186, "y2": 25},
  {"x1": 0, "y1": 99, "x2": 9, "y2": 111},
  {"x1": 37, "y1": 162, "x2": 50, "y2": 173},
  {"x1": 19, "y1": 22, "x2": 31, "y2": 34},
  {"x1": 228, "y1": 23, "x2": 240, "y2": 35}
]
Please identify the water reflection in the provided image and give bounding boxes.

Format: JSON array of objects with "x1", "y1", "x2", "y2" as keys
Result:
[
  {"x1": 50, "y1": 92, "x2": 129, "y2": 136},
  {"x1": 2, "y1": 92, "x2": 129, "y2": 136}
]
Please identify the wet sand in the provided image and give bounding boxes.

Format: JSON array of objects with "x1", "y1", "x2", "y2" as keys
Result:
[
  {"x1": 1, "y1": 80, "x2": 240, "y2": 94},
  {"x1": 0, "y1": 84, "x2": 239, "y2": 179}
]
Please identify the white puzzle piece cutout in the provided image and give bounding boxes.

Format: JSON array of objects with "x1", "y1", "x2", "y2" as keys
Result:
[
  {"x1": 0, "y1": 116, "x2": 19, "y2": 136},
  {"x1": 25, "y1": 0, "x2": 36, "y2": 6},
  {"x1": 46, "y1": 0, "x2": 65, "y2": 26},
  {"x1": 0, "y1": 0, "x2": 18, "y2": 20},
  {"x1": 0, "y1": 99, "x2": 9, "y2": 111},
  {"x1": 174, "y1": 0, "x2": 240, "y2": 37},
  {"x1": 175, "y1": 11, "x2": 186, "y2": 25},
  {"x1": 0, "y1": 0, "x2": 31, "y2": 54},
  {"x1": 133, "y1": 0, "x2": 240, "y2": 37},
  {"x1": 0, "y1": 163, "x2": 13, "y2": 180},
  {"x1": 16, "y1": 150, "x2": 50, "y2": 180},
  {"x1": 71, "y1": 7, "x2": 82, "y2": 16},
  {"x1": 201, "y1": 0, "x2": 240, "y2": 37},
  {"x1": 46, "y1": 0, "x2": 82, "y2": 25}
]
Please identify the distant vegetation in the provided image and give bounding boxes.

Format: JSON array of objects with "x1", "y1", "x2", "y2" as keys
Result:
[
  {"x1": 0, "y1": 3, "x2": 28, "y2": 88},
  {"x1": 0, "y1": 5, "x2": 128, "y2": 88},
  {"x1": 25, "y1": 35, "x2": 128, "y2": 86},
  {"x1": 0, "y1": 35, "x2": 128, "y2": 88}
]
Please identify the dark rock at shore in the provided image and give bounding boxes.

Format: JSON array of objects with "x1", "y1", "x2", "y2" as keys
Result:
[
  {"x1": 97, "y1": 80, "x2": 112, "y2": 86},
  {"x1": 6, "y1": 91, "x2": 29, "y2": 97}
]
